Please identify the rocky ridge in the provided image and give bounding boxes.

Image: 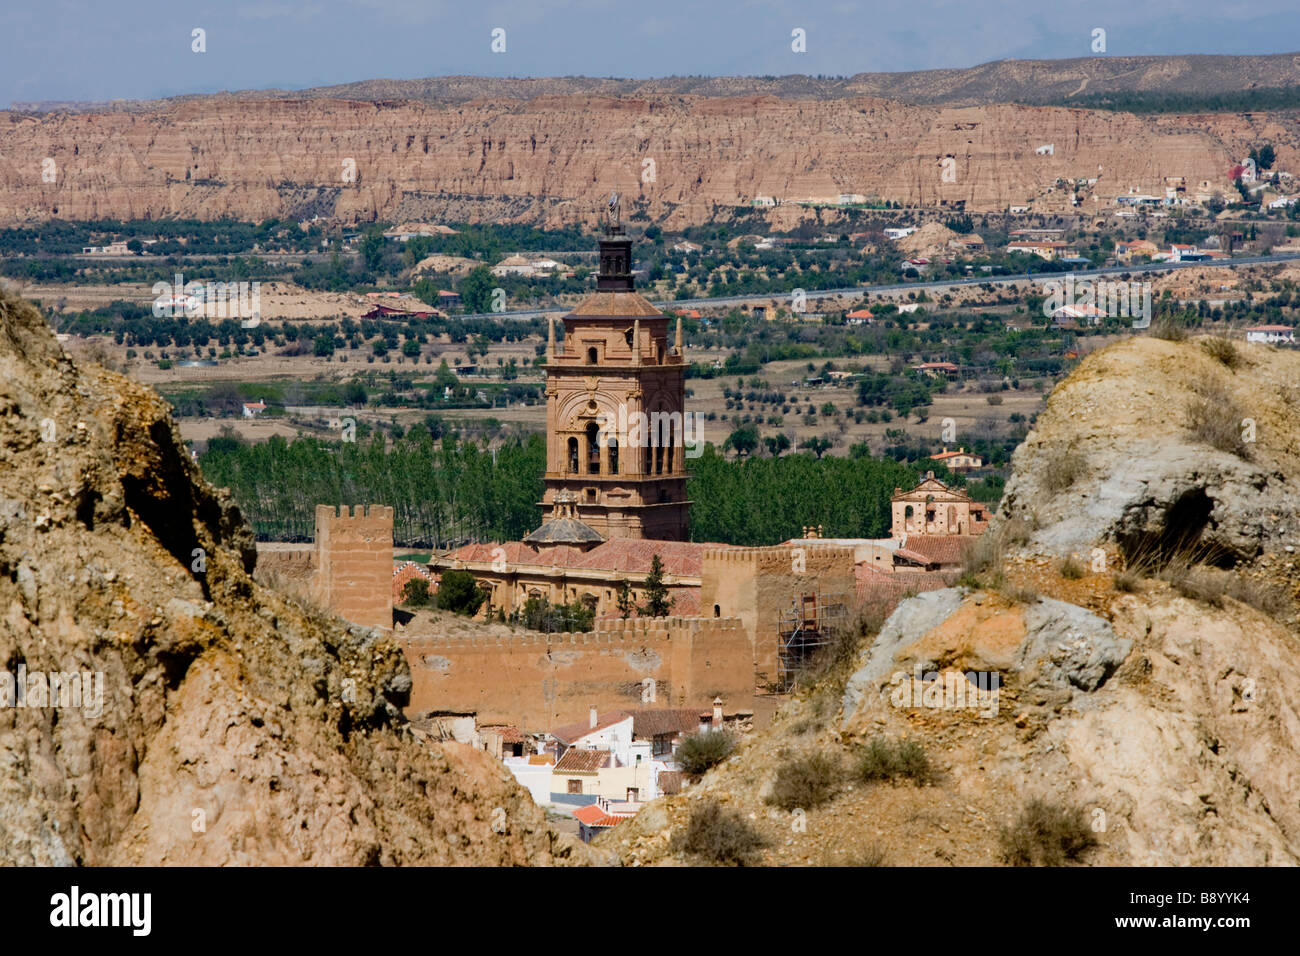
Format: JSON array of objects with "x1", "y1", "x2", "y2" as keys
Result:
[{"x1": 0, "y1": 288, "x2": 584, "y2": 865}]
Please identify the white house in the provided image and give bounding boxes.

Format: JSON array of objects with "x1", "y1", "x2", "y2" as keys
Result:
[
  {"x1": 242, "y1": 401, "x2": 267, "y2": 418},
  {"x1": 884, "y1": 227, "x2": 917, "y2": 240},
  {"x1": 1244, "y1": 325, "x2": 1296, "y2": 345}
]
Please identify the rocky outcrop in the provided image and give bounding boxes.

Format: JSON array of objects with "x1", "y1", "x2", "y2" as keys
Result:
[
  {"x1": 1, "y1": 91, "x2": 1292, "y2": 228},
  {"x1": 0, "y1": 288, "x2": 583, "y2": 865},
  {"x1": 998, "y1": 335, "x2": 1300, "y2": 565}
]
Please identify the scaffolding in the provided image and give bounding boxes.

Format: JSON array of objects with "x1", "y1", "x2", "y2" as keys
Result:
[{"x1": 775, "y1": 590, "x2": 850, "y2": 694}]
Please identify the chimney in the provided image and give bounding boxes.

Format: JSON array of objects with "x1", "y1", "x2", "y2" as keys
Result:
[
  {"x1": 589, "y1": 706, "x2": 598, "y2": 730},
  {"x1": 713, "y1": 696, "x2": 724, "y2": 728}
]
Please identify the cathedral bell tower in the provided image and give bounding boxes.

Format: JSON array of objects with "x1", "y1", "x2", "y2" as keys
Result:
[{"x1": 527, "y1": 198, "x2": 690, "y2": 544}]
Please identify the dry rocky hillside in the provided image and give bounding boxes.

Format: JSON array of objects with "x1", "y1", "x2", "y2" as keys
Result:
[
  {"x1": 3, "y1": 89, "x2": 1295, "y2": 228},
  {"x1": 0, "y1": 288, "x2": 584, "y2": 865},
  {"x1": 602, "y1": 334, "x2": 1300, "y2": 867}
]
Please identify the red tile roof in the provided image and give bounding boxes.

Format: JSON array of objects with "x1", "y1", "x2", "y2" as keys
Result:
[
  {"x1": 443, "y1": 541, "x2": 541, "y2": 565},
  {"x1": 554, "y1": 748, "x2": 613, "y2": 773},
  {"x1": 571, "y1": 539, "x2": 725, "y2": 577},
  {"x1": 903, "y1": 535, "x2": 976, "y2": 567},
  {"x1": 629, "y1": 709, "x2": 702, "y2": 738},
  {"x1": 573, "y1": 804, "x2": 625, "y2": 827},
  {"x1": 481, "y1": 725, "x2": 525, "y2": 744},
  {"x1": 550, "y1": 712, "x2": 631, "y2": 745},
  {"x1": 856, "y1": 570, "x2": 954, "y2": 610}
]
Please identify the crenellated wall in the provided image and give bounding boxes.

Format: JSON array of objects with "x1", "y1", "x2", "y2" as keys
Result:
[
  {"x1": 701, "y1": 545, "x2": 856, "y2": 685},
  {"x1": 314, "y1": 504, "x2": 394, "y2": 632},
  {"x1": 401, "y1": 615, "x2": 751, "y2": 729}
]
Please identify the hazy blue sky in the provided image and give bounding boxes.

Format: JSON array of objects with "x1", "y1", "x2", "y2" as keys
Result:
[{"x1": 2, "y1": 0, "x2": 1298, "y2": 105}]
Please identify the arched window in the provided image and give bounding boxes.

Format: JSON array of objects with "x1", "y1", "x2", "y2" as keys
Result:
[
  {"x1": 586, "y1": 346, "x2": 598, "y2": 365},
  {"x1": 624, "y1": 328, "x2": 634, "y2": 349},
  {"x1": 609, "y1": 437, "x2": 619, "y2": 474},
  {"x1": 585, "y1": 422, "x2": 600, "y2": 474},
  {"x1": 713, "y1": 604, "x2": 721, "y2": 618},
  {"x1": 567, "y1": 437, "x2": 579, "y2": 474}
]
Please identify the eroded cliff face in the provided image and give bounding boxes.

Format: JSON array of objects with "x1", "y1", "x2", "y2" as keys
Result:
[
  {"x1": 0, "y1": 288, "x2": 584, "y2": 865},
  {"x1": 1, "y1": 94, "x2": 1293, "y2": 227}
]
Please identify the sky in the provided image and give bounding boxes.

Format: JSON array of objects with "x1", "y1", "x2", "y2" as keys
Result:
[{"x1": 1, "y1": 0, "x2": 1298, "y2": 106}]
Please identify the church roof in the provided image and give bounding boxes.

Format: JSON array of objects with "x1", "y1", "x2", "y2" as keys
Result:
[
  {"x1": 566, "y1": 290, "x2": 665, "y2": 319},
  {"x1": 523, "y1": 516, "x2": 605, "y2": 545}
]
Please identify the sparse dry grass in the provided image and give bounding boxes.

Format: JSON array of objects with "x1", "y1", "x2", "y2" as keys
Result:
[
  {"x1": 1186, "y1": 385, "x2": 1250, "y2": 459},
  {"x1": 767, "y1": 751, "x2": 841, "y2": 811},
  {"x1": 672, "y1": 800, "x2": 767, "y2": 866},
  {"x1": 1059, "y1": 556, "x2": 1084, "y2": 580},
  {"x1": 1000, "y1": 798, "x2": 1098, "y2": 867},
  {"x1": 855, "y1": 738, "x2": 936, "y2": 786},
  {"x1": 1149, "y1": 316, "x2": 1190, "y2": 341},
  {"x1": 1042, "y1": 447, "x2": 1088, "y2": 494},
  {"x1": 1200, "y1": 334, "x2": 1242, "y2": 371}
]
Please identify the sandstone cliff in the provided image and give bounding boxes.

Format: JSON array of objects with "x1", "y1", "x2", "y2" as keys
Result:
[
  {"x1": 0, "y1": 288, "x2": 583, "y2": 865},
  {"x1": 2, "y1": 91, "x2": 1294, "y2": 228}
]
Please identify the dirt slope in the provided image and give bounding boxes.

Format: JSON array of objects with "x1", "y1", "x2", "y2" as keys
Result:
[
  {"x1": 0, "y1": 288, "x2": 584, "y2": 865},
  {"x1": 601, "y1": 335, "x2": 1300, "y2": 867}
]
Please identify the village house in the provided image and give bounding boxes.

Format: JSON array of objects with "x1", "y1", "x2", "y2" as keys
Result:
[
  {"x1": 910, "y1": 361, "x2": 961, "y2": 380},
  {"x1": 1006, "y1": 240, "x2": 1071, "y2": 260},
  {"x1": 929, "y1": 447, "x2": 984, "y2": 472},
  {"x1": 573, "y1": 797, "x2": 642, "y2": 842},
  {"x1": 1115, "y1": 239, "x2": 1160, "y2": 263},
  {"x1": 242, "y1": 401, "x2": 267, "y2": 418},
  {"x1": 490, "y1": 254, "x2": 563, "y2": 277},
  {"x1": 1052, "y1": 303, "x2": 1109, "y2": 326}
]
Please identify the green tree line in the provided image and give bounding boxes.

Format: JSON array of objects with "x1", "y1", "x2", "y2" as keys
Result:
[{"x1": 201, "y1": 434, "x2": 937, "y2": 549}]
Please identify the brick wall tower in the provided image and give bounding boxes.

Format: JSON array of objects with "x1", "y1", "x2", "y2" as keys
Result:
[
  {"x1": 536, "y1": 208, "x2": 690, "y2": 541},
  {"x1": 313, "y1": 504, "x2": 394, "y2": 631}
]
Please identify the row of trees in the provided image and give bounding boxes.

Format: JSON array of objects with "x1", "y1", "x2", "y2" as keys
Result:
[
  {"x1": 200, "y1": 432, "x2": 940, "y2": 549},
  {"x1": 200, "y1": 431, "x2": 546, "y2": 546}
]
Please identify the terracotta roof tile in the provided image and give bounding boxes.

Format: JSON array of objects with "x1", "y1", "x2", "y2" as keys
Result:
[
  {"x1": 567, "y1": 291, "x2": 665, "y2": 318},
  {"x1": 573, "y1": 804, "x2": 624, "y2": 827},
  {"x1": 550, "y1": 712, "x2": 632, "y2": 745},
  {"x1": 902, "y1": 535, "x2": 976, "y2": 567},
  {"x1": 554, "y1": 748, "x2": 613, "y2": 773},
  {"x1": 572, "y1": 539, "x2": 724, "y2": 576},
  {"x1": 629, "y1": 709, "x2": 701, "y2": 738}
]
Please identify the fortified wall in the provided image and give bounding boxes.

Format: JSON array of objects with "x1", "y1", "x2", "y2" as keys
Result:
[
  {"x1": 255, "y1": 506, "x2": 395, "y2": 633},
  {"x1": 314, "y1": 504, "x2": 394, "y2": 632},
  {"x1": 701, "y1": 545, "x2": 857, "y2": 687},
  {"x1": 401, "y1": 615, "x2": 752, "y2": 730}
]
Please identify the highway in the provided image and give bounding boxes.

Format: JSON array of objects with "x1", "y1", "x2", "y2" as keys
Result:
[{"x1": 457, "y1": 252, "x2": 1300, "y2": 321}]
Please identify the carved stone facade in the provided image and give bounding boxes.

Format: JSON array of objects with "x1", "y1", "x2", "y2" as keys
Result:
[
  {"x1": 890, "y1": 472, "x2": 989, "y2": 538},
  {"x1": 536, "y1": 227, "x2": 689, "y2": 542}
]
